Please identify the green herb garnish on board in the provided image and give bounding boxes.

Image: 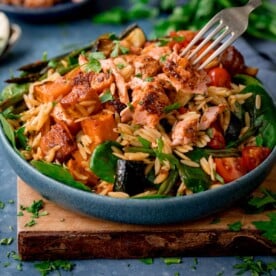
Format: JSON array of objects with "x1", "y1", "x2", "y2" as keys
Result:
[
  {"x1": 252, "y1": 212, "x2": 276, "y2": 244},
  {"x1": 228, "y1": 221, "x2": 243, "y2": 232},
  {"x1": 20, "y1": 199, "x2": 48, "y2": 227},
  {"x1": 243, "y1": 188, "x2": 276, "y2": 214}
]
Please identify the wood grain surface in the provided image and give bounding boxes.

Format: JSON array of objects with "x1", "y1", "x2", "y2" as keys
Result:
[{"x1": 17, "y1": 166, "x2": 276, "y2": 260}]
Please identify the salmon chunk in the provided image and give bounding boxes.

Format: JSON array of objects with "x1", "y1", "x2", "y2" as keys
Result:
[{"x1": 40, "y1": 123, "x2": 76, "y2": 162}]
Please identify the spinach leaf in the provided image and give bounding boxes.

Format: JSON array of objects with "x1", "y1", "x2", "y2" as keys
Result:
[
  {"x1": 240, "y1": 84, "x2": 276, "y2": 149},
  {"x1": 158, "y1": 169, "x2": 179, "y2": 195},
  {"x1": 0, "y1": 83, "x2": 29, "y2": 112},
  {"x1": 90, "y1": 141, "x2": 122, "y2": 183},
  {"x1": 178, "y1": 163, "x2": 211, "y2": 193},
  {"x1": 31, "y1": 160, "x2": 91, "y2": 192},
  {"x1": 15, "y1": 126, "x2": 29, "y2": 150},
  {"x1": 0, "y1": 113, "x2": 16, "y2": 148},
  {"x1": 233, "y1": 74, "x2": 263, "y2": 87}
]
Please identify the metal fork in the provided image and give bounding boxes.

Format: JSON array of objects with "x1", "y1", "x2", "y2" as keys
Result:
[{"x1": 180, "y1": 0, "x2": 262, "y2": 69}]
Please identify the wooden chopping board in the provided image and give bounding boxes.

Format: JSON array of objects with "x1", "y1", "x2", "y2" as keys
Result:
[{"x1": 17, "y1": 167, "x2": 276, "y2": 261}]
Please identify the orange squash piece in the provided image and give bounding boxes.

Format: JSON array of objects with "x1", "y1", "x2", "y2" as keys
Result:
[
  {"x1": 51, "y1": 103, "x2": 80, "y2": 135},
  {"x1": 81, "y1": 110, "x2": 118, "y2": 151},
  {"x1": 34, "y1": 77, "x2": 73, "y2": 103}
]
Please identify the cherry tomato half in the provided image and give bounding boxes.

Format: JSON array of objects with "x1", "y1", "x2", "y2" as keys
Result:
[
  {"x1": 214, "y1": 157, "x2": 246, "y2": 183},
  {"x1": 208, "y1": 67, "x2": 231, "y2": 88},
  {"x1": 241, "y1": 146, "x2": 271, "y2": 172}
]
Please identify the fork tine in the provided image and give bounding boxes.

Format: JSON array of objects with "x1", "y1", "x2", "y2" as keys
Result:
[
  {"x1": 192, "y1": 26, "x2": 231, "y2": 65},
  {"x1": 198, "y1": 33, "x2": 238, "y2": 69},
  {"x1": 187, "y1": 21, "x2": 225, "y2": 60},
  {"x1": 180, "y1": 14, "x2": 221, "y2": 57}
]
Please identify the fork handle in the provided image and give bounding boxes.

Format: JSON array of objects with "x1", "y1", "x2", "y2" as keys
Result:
[{"x1": 247, "y1": 0, "x2": 262, "y2": 10}]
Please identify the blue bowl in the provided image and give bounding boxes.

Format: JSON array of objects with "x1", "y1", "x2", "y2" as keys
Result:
[{"x1": 0, "y1": 122, "x2": 275, "y2": 225}]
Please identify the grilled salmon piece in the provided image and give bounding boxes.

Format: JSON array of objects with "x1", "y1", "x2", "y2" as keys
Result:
[{"x1": 40, "y1": 123, "x2": 76, "y2": 162}]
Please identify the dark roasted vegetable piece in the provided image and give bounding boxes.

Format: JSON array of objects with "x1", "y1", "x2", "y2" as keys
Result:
[
  {"x1": 225, "y1": 112, "x2": 243, "y2": 145},
  {"x1": 18, "y1": 60, "x2": 48, "y2": 73},
  {"x1": 5, "y1": 73, "x2": 44, "y2": 84},
  {"x1": 114, "y1": 159, "x2": 148, "y2": 196}
]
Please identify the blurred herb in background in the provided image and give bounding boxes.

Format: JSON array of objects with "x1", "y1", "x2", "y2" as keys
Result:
[{"x1": 92, "y1": 0, "x2": 276, "y2": 41}]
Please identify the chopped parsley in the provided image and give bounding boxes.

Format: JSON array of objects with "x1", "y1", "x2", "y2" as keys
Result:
[
  {"x1": 83, "y1": 57, "x2": 102, "y2": 73},
  {"x1": 228, "y1": 221, "x2": 243, "y2": 232},
  {"x1": 210, "y1": 217, "x2": 221, "y2": 224},
  {"x1": 88, "y1": 51, "x2": 106, "y2": 60},
  {"x1": 139, "y1": 258, "x2": 154, "y2": 265},
  {"x1": 246, "y1": 188, "x2": 276, "y2": 213},
  {"x1": 20, "y1": 199, "x2": 45, "y2": 218},
  {"x1": 0, "y1": 238, "x2": 14, "y2": 245},
  {"x1": 99, "y1": 90, "x2": 113, "y2": 103},
  {"x1": 42, "y1": 51, "x2": 48, "y2": 62},
  {"x1": 34, "y1": 260, "x2": 75, "y2": 276},
  {"x1": 116, "y1": 63, "x2": 126, "y2": 69},
  {"x1": 163, "y1": 102, "x2": 181, "y2": 113},
  {"x1": 191, "y1": 257, "x2": 198, "y2": 270},
  {"x1": 233, "y1": 256, "x2": 276, "y2": 276},
  {"x1": 25, "y1": 219, "x2": 37, "y2": 227},
  {"x1": 7, "y1": 251, "x2": 21, "y2": 261},
  {"x1": 0, "y1": 201, "x2": 5, "y2": 209},
  {"x1": 111, "y1": 41, "x2": 130, "y2": 58},
  {"x1": 163, "y1": 257, "x2": 182, "y2": 265},
  {"x1": 17, "y1": 211, "x2": 24, "y2": 216},
  {"x1": 160, "y1": 54, "x2": 168, "y2": 63},
  {"x1": 144, "y1": 76, "x2": 154, "y2": 82},
  {"x1": 20, "y1": 199, "x2": 48, "y2": 227}
]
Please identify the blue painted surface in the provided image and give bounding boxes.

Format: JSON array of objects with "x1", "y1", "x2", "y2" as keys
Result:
[{"x1": 0, "y1": 5, "x2": 276, "y2": 275}]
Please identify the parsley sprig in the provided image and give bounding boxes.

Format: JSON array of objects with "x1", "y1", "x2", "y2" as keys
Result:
[{"x1": 253, "y1": 212, "x2": 276, "y2": 244}]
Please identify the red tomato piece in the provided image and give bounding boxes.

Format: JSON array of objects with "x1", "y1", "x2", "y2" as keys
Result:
[
  {"x1": 207, "y1": 122, "x2": 225, "y2": 149},
  {"x1": 208, "y1": 67, "x2": 231, "y2": 88},
  {"x1": 168, "y1": 30, "x2": 196, "y2": 49},
  {"x1": 242, "y1": 146, "x2": 271, "y2": 172},
  {"x1": 214, "y1": 157, "x2": 246, "y2": 183}
]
